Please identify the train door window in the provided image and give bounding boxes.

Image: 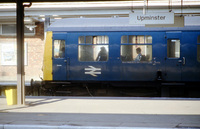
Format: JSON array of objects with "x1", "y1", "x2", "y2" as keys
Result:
[
  {"x1": 53, "y1": 40, "x2": 65, "y2": 58},
  {"x1": 167, "y1": 39, "x2": 180, "y2": 58},
  {"x1": 197, "y1": 36, "x2": 200, "y2": 62},
  {"x1": 120, "y1": 35, "x2": 152, "y2": 63},
  {"x1": 78, "y1": 36, "x2": 109, "y2": 62}
]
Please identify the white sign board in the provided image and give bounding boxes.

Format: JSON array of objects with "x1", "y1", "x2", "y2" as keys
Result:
[{"x1": 129, "y1": 12, "x2": 174, "y2": 25}]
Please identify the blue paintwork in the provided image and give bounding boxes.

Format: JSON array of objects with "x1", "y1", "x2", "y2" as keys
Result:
[
  {"x1": 51, "y1": 30, "x2": 200, "y2": 82},
  {"x1": 181, "y1": 32, "x2": 200, "y2": 81},
  {"x1": 165, "y1": 32, "x2": 182, "y2": 81},
  {"x1": 53, "y1": 33, "x2": 67, "y2": 81}
]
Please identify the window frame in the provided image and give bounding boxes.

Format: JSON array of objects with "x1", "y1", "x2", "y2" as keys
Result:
[
  {"x1": 0, "y1": 24, "x2": 35, "y2": 36},
  {"x1": 167, "y1": 39, "x2": 180, "y2": 59},
  {"x1": 53, "y1": 40, "x2": 65, "y2": 59},
  {"x1": 121, "y1": 35, "x2": 152, "y2": 44},
  {"x1": 120, "y1": 35, "x2": 153, "y2": 63},
  {"x1": 78, "y1": 35, "x2": 109, "y2": 62}
]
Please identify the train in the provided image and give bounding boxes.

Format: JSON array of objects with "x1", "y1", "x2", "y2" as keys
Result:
[{"x1": 37, "y1": 17, "x2": 200, "y2": 91}]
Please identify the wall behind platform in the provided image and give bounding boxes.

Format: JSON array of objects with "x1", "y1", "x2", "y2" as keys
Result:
[{"x1": 0, "y1": 22, "x2": 44, "y2": 82}]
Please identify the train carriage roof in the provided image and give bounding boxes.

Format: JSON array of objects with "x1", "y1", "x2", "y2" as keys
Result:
[{"x1": 47, "y1": 17, "x2": 200, "y2": 32}]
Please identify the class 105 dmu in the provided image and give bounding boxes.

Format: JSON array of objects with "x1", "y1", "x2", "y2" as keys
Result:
[{"x1": 35, "y1": 17, "x2": 200, "y2": 88}]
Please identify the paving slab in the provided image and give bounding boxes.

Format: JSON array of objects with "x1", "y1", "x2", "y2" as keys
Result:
[{"x1": 0, "y1": 97, "x2": 200, "y2": 129}]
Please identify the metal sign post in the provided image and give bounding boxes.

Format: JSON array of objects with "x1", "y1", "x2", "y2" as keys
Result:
[{"x1": 17, "y1": 0, "x2": 25, "y2": 105}]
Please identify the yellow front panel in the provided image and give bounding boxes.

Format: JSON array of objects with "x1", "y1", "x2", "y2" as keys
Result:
[{"x1": 43, "y1": 31, "x2": 53, "y2": 81}]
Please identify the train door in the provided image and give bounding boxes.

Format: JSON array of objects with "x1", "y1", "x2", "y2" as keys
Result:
[
  {"x1": 165, "y1": 32, "x2": 183, "y2": 81},
  {"x1": 181, "y1": 32, "x2": 200, "y2": 82},
  {"x1": 52, "y1": 33, "x2": 67, "y2": 81}
]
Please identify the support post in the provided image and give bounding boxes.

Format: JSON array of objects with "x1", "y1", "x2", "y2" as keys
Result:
[
  {"x1": 44, "y1": 15, "x2": 50, "y2": 38},
  {"x1": 17, "y1": 0, "x2": 25, "y2": 105}
]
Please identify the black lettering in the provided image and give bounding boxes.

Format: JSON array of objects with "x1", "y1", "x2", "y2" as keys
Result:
[
  {"x1": 160, "y1": 16, "x2": 166, "y2": 20},
  {"x1": 137, "y1": 15, "x2": 166, "y2": 21}
]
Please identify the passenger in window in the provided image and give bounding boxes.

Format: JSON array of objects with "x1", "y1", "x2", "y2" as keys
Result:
[
  {"x1": 134, "y1": 47, "x2": 142, "y2": 62},
  {"x1": 96, "y1": 47, "x2": 108, "y2": 61},
  {"x1": 59, "y1": 47, "x2": 65, "y2": 58}
]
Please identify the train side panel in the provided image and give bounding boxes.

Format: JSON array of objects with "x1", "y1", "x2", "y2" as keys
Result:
[
  {"x1": 52, "y1": 33, "x2": 68, "y2": 80},
  {"x1": 181, "y1": 31, "x2": 200, "y2": 81},
  {"x1": 44, "y1": 30, "x2": 200, "y2": 83},
  {"x1": 66, "y1": 32, "x2": 111, "y2": 81},
  {"x1": 64, "y1": 31, "x2": 164, "y2": 81},
  {"x1": 164, "y1": 32, "x2": 182, "y2": 81}
]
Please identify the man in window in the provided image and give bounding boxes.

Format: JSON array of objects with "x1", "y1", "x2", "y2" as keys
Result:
[
  {"x1": 96, "y1": 47, "x2": 108, "y2": 61},
  {"x1": 134, "y1": 47, "x2": 142, "y2": 62}
]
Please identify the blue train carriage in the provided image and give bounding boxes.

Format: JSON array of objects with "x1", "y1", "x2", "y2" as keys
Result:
[{"x1": 42, "y1": 17, "x2": 200, "y2": 87}]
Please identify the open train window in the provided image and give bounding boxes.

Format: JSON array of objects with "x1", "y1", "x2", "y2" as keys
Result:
[
  {"x1": 120, "y1": 35, "x2": 152, "y2": 63},
  {"x1": 78, "y1": 36, "x2": 109, "y2": 62},
  {"x1": 53, "y1": 40, "x2": 65, "y2": 58},
  {"x1": 167, "y1": 39, "x2": 180, "y2": 58},
  {"x1": 121, "y1": 35, "x2": 152, "y2": 44}
]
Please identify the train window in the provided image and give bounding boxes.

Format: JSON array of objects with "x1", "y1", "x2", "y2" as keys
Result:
[
  {"x1": 80, "y1": 36, "x2": 109, "y2": 44},
  {"x1": 136, "y1": 36, "x2": 145, "y2": 43},
  {"x1": 121, "y1": 35, "x2": 152, "y2": 44},
  {"x1": 129, "y1": 36, "x2": 137, "y2": 43},
  {"x1": 95, "y1": 36, "x2": 109, "y2": 44},
  {"x1": 167, "y1": 39, "x2": 180, "y2": 58},
  {"x1": 121, "y1": 36, "x2": 128, "y2": 43},
  {"x1": 78, "y1": 36, "x2": 109, "y2": 62},
  {"x1": 121, "y1": 35, "x2": 152, "y2": 63},
  {"x1": 197, "y1": 45, "x2": 200, "y2": 62},
  {"x1": 121, "y1": 45, "x2": 152, "y2": 62},
  {"x1": 86, "y1": 36, "x2": 92, "y2": 44},
  {"x1": 79, "y1": 45, "x2": 108, "y2": 62},
  {"x1": 53, "y1": 40, "x2": 65, "y2": 58},
  {"x1": 78, "y1": 36, "x2": 85, "y2": 44}
]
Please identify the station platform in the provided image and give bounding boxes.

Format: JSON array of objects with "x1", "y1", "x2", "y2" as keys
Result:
[{"x1": 0, "y1": 96, "x2": 200, "y2": 129}]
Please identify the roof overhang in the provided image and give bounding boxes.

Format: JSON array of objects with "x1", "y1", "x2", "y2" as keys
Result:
[{"x1": 1, "y1": 0, "x2": 136, "y2": 3}]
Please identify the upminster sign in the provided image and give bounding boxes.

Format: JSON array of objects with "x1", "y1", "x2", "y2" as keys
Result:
[{"x1": 129, "y1": 12, "x2": 174, "y2": 25}]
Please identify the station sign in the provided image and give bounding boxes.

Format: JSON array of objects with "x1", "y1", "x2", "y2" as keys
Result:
[{"x1": 129, "y1": 12, "x2": 174, "y2": 25}]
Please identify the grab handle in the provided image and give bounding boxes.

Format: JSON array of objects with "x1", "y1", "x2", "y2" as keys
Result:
[{"x1": 182, "y1": 57, "x2": 185, "y2": 65}]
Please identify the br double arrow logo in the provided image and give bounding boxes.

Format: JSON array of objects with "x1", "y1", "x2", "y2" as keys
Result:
[{"x1": 84, "y1": 66, "x2": 101, "y2": 77}]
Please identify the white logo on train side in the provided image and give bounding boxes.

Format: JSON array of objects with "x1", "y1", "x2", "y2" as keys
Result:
[{"x1": 84, "y1": 66, "x2": 101, "y2": 77}]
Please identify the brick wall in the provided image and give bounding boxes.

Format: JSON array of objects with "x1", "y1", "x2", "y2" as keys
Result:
[{"x1": 0, "y1": 22, "x2": 44, "y2": 82}]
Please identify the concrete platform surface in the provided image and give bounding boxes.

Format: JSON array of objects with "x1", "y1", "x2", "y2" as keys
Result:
[{"x1": 0, "y1": 96, "x2": 200, "y2": 129}]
